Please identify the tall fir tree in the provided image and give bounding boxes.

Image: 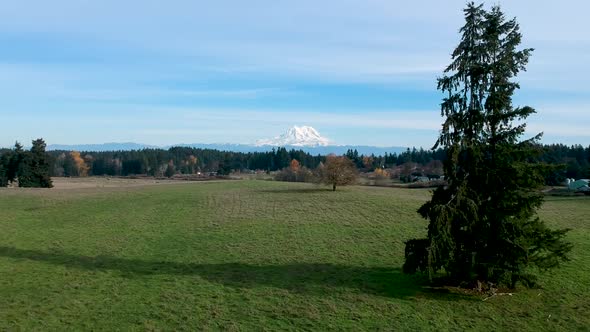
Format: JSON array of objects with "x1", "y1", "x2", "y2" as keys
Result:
[
  {"x1": 18, "y1": 139, "x2": 53, "y2": 188},
  {"x1": 404, "y1": 3, "x2": 571, "y2": 288}
]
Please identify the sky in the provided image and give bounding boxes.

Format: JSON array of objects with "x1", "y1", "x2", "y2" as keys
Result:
[{"x1": 1, "y1": 0, "x2": 589, "y2": 148}]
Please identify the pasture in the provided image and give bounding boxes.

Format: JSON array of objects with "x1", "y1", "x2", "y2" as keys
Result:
[{"x1": 0, "y1": 179, "x2": 589, "y2": 330}]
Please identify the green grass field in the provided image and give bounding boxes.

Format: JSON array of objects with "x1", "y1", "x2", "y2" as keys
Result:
[{"x1": 1, "y1": 180, "x2": 589, "y2": 331}]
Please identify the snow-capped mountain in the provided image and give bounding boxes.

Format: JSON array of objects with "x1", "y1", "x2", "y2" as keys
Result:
[{"x1": 255, "y1": 126, "x2": 331, "y2": 147}]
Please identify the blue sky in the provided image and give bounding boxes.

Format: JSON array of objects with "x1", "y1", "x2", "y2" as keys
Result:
[{"x1": 1, "y1": 1, "x2": 589, "y2": 148}]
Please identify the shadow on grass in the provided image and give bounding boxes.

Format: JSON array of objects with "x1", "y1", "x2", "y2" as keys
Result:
[{"x1": 0, "y1": 246, "x2": 472, "y2": 301}]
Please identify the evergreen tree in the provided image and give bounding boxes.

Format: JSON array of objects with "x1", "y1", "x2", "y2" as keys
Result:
[
  {"x1": 6, "y1": 142, "x2": 24, "y2": 183},
  {"x1": 0, "y1": 151, "x2": 11, "y2": 187},
  {"x1": 165, "y1": 162, "x2": 176, "y2": 178},
  {"x1": 18, "y1": 139, "x2": 53, "y2": 188},
  {"x1": 404, "y1": 3, "x2": 571, "y2": 288},
  {"x1": 275, "y1": 147, "x2": 290, "y2": 170}
]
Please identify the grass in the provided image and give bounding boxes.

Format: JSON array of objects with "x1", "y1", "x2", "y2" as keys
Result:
[{"x1": 0, "y1": 180, "x2": 589, "y2": 331}]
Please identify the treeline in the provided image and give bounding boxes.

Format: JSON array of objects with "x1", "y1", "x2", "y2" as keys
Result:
[
  {"x1": 48, "y1": 143, "x2": 590, "y2": 182},
  {"x1": 48, "y1": 146, "x2": 448, "y2": 178},
  {"x1": 345, "y1": 147, "x2": 447, "y2": 170},
  {"x1": 46, "y1": 147, "x2": 325, "y2": 177},
  {"x1": 538, "y1": 144, "x2": 590, "y2": 180},
  {"x1": 1, "y1": 142, "x2": 589, "y2": 184},
  {"x1": 347, "y1": 144, "x2": 590, "y2": 182},
  {"x1": 45, "y1": 146, "x2": 449, "y2": 178}
]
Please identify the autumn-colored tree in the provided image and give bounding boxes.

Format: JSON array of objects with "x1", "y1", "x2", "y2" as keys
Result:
[
  {"x1": 374, "y1": 167, "x2": 389, "y2": 179},
  {"x1": 186, "y1": 155, "x2": 198, "y2": 174},
  {"x1": 362, "y1": 156, "x2": 374, "y2": 169},
  {"x1": 70, "y1": 151, "x2": 89, "y2": 177},
  {"x1": 274, "y1": 159, "x2": 313, "y2": 183},
  {"x1": 318, "y1": 155, "x2": 358, "y2": 191},
  {"x1": 372, "y1": 167, "x2": 390, "y2": 186},
  {"x1": 290, "y1": 159, "x2": 300, "y2": 171}
]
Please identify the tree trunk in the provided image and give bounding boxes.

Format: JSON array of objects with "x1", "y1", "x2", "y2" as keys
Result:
[{"x1": 332, "y1": 184, "x2": 336, "y2": 191}]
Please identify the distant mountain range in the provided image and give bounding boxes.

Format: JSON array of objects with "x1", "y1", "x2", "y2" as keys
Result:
[
  {"x1": 46, "y1": 126, "x2": 408, "y2": 155},
  {"x1": 47, "y1": 143, "x2": 407, "y2": 156},
  {"x1": 47, "y1": 142, "x2": 157, "y2": 152}
]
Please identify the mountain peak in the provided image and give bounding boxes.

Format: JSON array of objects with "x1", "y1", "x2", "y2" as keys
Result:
[{"x1": 255, "y1": 125, "x2": 331, "y2": 147}]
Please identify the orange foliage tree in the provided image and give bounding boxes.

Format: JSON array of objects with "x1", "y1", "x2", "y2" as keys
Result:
[
  {"x1": 70, "y1": 151, "x2": 89, "y2": 176},
  {"x1": 290, "y1": 159, "x2": 300, "y2": 171}
]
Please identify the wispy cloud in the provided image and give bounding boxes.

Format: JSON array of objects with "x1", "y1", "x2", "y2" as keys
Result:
[{"x1": 52, "y1": 87, "x2": 289, "y2": 102}]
